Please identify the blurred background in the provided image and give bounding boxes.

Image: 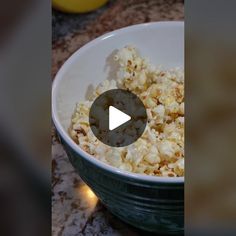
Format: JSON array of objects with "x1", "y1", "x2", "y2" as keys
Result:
[
  {"x1": 0, "y1": 1, "x2": 50, "y2": 236},
  {"x1": 186, "y1": 0, "x2": 236, "y2": 235}
]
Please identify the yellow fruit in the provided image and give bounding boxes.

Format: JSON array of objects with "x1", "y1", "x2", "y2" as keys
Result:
[{"x1": 52, "y1": 0, "x2": 108, "y2": 13}]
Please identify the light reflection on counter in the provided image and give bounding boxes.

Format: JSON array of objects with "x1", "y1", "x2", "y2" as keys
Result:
[{"x1": 78, "y1": 184, "x2": 98, "y2": 209}]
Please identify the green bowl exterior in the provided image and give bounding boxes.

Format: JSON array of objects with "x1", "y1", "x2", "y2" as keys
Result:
[{"x1": 62, "y1": 138, "x2": 184, "y2": 234}]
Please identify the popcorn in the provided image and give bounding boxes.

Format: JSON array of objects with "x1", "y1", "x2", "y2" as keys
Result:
[
  {"x1": 144, "y1": 146, "x2": 160, "y2": 164},
  {"x1": 105, "y1": 149, "x2": 123, "y2": 168},
  {"x1": 179, "y1": 102, "x2": 184, "y2": 115},
  {"x1": 69, "y1": 46, "x2": 184, "y2": 177},
  {"x1": 165, "y1": 101, "x2": 180, "y2": 114},
  {"x1": 158, "y1": 140, "x2": 178, "y2": 159},
  {"x1": 93, "y1": 79, "x2": 117, "y2": 98}
]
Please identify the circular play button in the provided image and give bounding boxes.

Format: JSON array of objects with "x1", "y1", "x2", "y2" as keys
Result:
[{"x1": 89, "y1": 89, "x2": 147, "y2": 147}]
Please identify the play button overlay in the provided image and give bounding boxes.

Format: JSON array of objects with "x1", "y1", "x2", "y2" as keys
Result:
[
  {"x1": 89, "y1": 89, "x2": 147, "y2": 147},
  {"x1": 109, "y1": 106, "x2": 131, "y2": 131}
]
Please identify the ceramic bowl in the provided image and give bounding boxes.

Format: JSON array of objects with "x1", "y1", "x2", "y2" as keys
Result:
[{"x1": 52, "y1": 22, "x2": 184, "y2": 234}]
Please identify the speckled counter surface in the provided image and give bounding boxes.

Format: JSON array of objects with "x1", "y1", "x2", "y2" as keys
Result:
[{"x1": 52, "y1": 1, "x2": 184, "y2": 235}]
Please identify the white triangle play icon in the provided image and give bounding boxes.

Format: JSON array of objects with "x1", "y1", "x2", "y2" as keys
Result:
[{"x1": 109, "y1": 106, "x2": 131, "y2": 131}]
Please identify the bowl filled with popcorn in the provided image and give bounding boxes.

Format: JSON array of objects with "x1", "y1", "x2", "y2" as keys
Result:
[{"x1": 52, "y1": 22, "x2": 184, "y2": 234}]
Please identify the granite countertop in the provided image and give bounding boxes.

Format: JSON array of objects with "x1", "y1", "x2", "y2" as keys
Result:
[{"x1": 52, "y1": 1, "x2": 184, "y2": 235}]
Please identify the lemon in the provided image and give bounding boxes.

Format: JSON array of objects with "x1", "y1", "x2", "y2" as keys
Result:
[{"x1": 52, "y1": 0, "x2": 108, "y2": 13}]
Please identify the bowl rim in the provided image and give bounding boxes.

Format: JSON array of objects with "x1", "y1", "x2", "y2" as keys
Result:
[{"x1": 52, "y1": 21, "x2": 184, "y2": 184}]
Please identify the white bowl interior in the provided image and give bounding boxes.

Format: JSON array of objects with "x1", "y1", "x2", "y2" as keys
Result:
[{"x1": 52, "y1": 22, "x2": 184, "y2": 182}]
